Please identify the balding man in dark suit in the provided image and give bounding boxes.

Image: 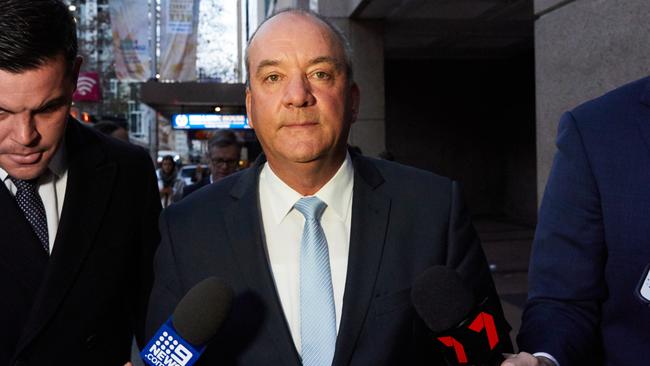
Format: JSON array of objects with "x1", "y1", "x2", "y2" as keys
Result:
[{"x1": 147, "y1": 8, "x2": 510, "y2": 365}]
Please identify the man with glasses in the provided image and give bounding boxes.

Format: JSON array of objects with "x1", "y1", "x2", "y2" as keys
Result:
[{"x1": 182, "y1": 129, "x2": 242, "y2": 198}]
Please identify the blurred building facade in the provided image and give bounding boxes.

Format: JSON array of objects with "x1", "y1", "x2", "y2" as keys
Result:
[
  {"x1": 69, "y1": 0, "x2": 649, "y2": 223},
  {"x1": 68, "y1": 0, "x2": 255, "y2": 161},
  {"x1": 68, "y1": 0, "x2": 153, "y2": 149}
]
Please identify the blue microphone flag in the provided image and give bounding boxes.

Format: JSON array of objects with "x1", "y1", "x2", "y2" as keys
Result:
[{"x1": 141, "y1": 318, "x2": 206, "y2": 366}]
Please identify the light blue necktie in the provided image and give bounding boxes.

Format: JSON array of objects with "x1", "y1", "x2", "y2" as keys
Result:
[{"x1": 295, "y1": 196, "x2": 336, "y2": 366}]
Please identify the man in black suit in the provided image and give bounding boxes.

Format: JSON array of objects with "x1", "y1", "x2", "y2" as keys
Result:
[
  {"x1": 0, "y1": 1, "x2": 160, "y2": 364},
  {"x1": 182, "y1": 129, "x2": 242, "y2": 198},
  {"x1": 147, "y1": 8, "x2": 508, "y2": 365}
]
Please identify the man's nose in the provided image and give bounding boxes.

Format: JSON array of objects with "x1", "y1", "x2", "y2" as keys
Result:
[
  {"x1": 281, "y1": 75, "x2": 316, "y2": 108},
  {"x1": 12, "y1": 113, "x2": 39, "y2": 146}
]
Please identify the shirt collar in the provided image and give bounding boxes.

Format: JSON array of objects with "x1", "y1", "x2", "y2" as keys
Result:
[
  {"x1": 0, "y1": 139, "x2": 68, "y2": 182},
  {"x1": 260, "y1": 152, "x2": 354, "y2": 225},
  {"x1": 48, "y1": 137, "x2": 67, "y2": 179},
  {"x1": 315, "y1": 153, "x2": 353, "y2": 222}
]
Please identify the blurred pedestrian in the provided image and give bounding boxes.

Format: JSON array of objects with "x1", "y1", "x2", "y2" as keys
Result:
[
  {"x1": 190, "y1": 164, "x2": 204, "y2": 183},
  {"x1": 94, "y1": 120, "x2": 129, "y2": 142},
  {"x1": 182, "y1": 129, "x2": 242, "y2": 198},
  {"x1": 157, "y1": 155, "x2": 184, "y2": 207}
]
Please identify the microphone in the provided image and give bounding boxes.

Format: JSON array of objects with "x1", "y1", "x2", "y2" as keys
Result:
[
  {"x1": 411, "y1": 266, "x2": 509, "y2": 366},
  {"x1": 141, "y1": 277, "x2": 233, "y2": 366}
]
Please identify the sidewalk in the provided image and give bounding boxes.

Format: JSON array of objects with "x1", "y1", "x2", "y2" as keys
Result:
[{"x1": 475, "y1": 218, "x2": 533, "y2": 350}]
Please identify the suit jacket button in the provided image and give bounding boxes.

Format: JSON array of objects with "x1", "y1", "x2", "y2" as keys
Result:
[
  {"x1": 86, "y1": 334, "x2": 97, "y2": 349},
  {"x1": 14, "y1": 358, "x2": 24, "y2": 366}
]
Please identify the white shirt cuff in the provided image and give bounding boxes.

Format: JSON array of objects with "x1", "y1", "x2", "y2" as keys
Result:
[{"x1": 532, "y1": 352, "x2": 560, "y2": 366}]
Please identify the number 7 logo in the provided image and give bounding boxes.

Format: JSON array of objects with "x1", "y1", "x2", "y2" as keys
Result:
[
  {"x1": 436, "y1": 336, "x2": 468, "y2": 364},
  {"x1": 436, "y1": 311, "x2": 500, "y2": 363},
  {"x1": 468, "y1": 312, "x2": 499, "y2": 349}
]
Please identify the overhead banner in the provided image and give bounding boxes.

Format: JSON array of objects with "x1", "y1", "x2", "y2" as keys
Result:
[
  {"x1": 108, "y1": 0, "x2": 152, "y2": 81},
  {"x1": 159, "y1": 0, "x2": 200, "y2": 81},
  {"x1": 73, "y1": 71, "x2": 101, "y2": 102}
]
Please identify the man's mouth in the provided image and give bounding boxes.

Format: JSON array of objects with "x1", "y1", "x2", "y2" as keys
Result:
[
  {"x1": 284, "y1": 121, "x2": 318, "y2": 128},
  {"x1": 8, "y1": 151, "x2": 43, "y2": 165}
]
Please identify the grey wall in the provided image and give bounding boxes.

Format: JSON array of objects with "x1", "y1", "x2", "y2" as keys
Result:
[
  {"x1": 330, "y1": 18, "x2": 386, "y2": 157},
  {"x1": 535, "y1": 0, "x2": 650, "y2": 202}
]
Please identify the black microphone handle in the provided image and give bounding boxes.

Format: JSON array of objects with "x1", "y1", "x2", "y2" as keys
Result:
[{"x1": 428, "y1": 298, "x2": 508, "y2": 366}]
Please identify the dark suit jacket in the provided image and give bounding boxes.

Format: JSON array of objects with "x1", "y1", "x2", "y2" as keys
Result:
[
  {"x1": 147, "y1": 153, "x2": 509, "y2": 365},
  {"x1": 0, "y1": 119, "x2": 160, "y2": 365},
  {"x1": 518, "y1": 76, "x2": 650, "y2": 366},
  {"x1": 182, "y1": 176, "x2": 210, "y2": 198}
]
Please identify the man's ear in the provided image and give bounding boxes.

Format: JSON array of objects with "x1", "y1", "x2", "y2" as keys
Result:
[
  {"x1": 70, "y1": 56, "x2": 83, "y2": 91},
  {"x1": 245, "y1": 87, "x2": 254, "y2": 129},
  {"x1": 350, "y1": 82, "x2": 360, "y2": 124}
]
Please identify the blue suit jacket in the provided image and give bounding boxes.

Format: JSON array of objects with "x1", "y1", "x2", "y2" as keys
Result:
[
  {"x1": 147, "y1": 153, "x2": 510, "y2": 365},
  {"x1": 518, "y1": 76, "x2": 650, "y2": 365}
]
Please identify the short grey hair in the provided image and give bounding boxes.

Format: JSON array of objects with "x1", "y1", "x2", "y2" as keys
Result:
[
  {"x1": 208, "y1": 129, "x2": 242, "y2": 150},
  {"x1": 244, "y1": 8, "x2": 354, "y2": 87}
]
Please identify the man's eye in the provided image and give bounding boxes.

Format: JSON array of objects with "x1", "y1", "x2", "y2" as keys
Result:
[
  {"x1": 265, "y1": 74, "x2": 280, "y2": 82},
  {"x1": 37, "y1": 105, "x2": 62, "y2": 114},
  {"x1": 314, "y1": 71, "x2": 331, "y2": 80}
]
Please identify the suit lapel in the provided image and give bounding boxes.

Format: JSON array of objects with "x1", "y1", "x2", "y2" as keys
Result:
[
  {"x1": 635, "y1": 77, "x2": 650, "y2": 155},
  {"x1": 0, "y1": 184, "x2": 49, "y2": 299},
  {"x1": 640, "y1": 77, "x2": 650, "y2": 107},
  {"x1": 15, "y1": 119, "x2": 117, "y2": 354},
  {"x1": 333, "y1": 155, "x2": 391, "y2": 366},
  {"x1": 223, "y1": 159, "x2": 302, "y2": 366}
]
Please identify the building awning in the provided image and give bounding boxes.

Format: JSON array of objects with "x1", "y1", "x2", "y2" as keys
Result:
[{"x1": 140, "y1": 80, "x2": 247, "y2": 119}]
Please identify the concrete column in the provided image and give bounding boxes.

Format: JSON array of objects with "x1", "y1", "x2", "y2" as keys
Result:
[
  {"x1": 535, "y1": 0, "x2": 650, "y2": 202},
  {"x1": 330, "y1": 18, "x2": 386, "y2": 157}
]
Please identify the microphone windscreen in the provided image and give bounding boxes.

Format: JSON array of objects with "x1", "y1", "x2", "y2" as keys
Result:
[
  {"x1": 411, "y1": 266, "x2": 475, "y2": 333},
  {"x1": 172, "y1": 277, "x2": 233, "y2": 346}
]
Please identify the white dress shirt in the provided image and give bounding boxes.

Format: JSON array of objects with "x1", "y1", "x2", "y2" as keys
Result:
[
  {"x1": 258, "y1": 153, "x2": 354, "y2": 354},
  {"x1": 533, "y1": 352, "x2": 560, "y2": 366},
  {"x1": 0, "y1": 144, "x2": 68, "y2": 254}
]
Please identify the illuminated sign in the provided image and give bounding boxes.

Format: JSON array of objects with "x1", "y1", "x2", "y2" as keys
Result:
[
  {"x1": 73, "y1": 71, "x2": 101, "y2": 102},
  {"x1": 172, "y1": 114, "x2": 250, "y2": 130}
]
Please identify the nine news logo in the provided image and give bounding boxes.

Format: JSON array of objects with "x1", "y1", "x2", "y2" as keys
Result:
[{"x1": 141, "y1": 320, "x2": 203, "y2": 366}]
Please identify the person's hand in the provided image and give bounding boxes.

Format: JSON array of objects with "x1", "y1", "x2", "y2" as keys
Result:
[
  {"x1": 502, "y1": 352, "x2": 539, "y2": 365},
  {"x1": 160, "y1": 187, "x2": 172, "y2": 195},
  {"x1": 123, "y1": 363, "x2": 133, "y2": 366},
  {"x1": 501, "y1": 352, "x2": 555, "y2": 366}
]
